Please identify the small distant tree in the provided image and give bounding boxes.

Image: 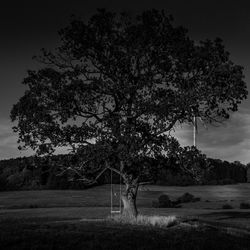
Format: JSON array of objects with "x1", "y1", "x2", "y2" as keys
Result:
[{"x1": 11, "y1": 9, "x2": 247, "y2": 217}]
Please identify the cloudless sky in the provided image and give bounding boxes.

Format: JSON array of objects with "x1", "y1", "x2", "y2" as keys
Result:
[{"x1": 1, "y1": 0, "x2": 250, "y2": 162}]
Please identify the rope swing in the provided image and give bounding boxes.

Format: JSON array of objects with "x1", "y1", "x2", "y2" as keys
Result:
[{"x1": 110, "y1": 167, "x2": 122, "y2": 215}]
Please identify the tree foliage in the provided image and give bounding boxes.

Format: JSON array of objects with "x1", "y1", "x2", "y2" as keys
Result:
[
  {"x1": 11, "y1": 9, "x2": 247, "y2": 216},
  {"x1": 11, "y1": 9, "x2": 247, "y2": 156}
]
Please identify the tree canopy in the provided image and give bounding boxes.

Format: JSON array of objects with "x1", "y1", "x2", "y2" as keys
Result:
[{"x1": 11, "y1": 9, "x2": 247, "y2": 217}]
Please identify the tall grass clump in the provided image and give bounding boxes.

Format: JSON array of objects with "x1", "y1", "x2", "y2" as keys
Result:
[
  {"x1": 110, "y1": 214, "x2": 178, "y2": 228},
  {"x1": 240, "y1": 202, "x2": 250, "y2": 209},
  {"x1": 222, "y1": 204, "x2": 233, "y2": 209}
]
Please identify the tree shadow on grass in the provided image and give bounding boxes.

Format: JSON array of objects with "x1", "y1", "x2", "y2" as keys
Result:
[{"x1": 203, "y1": 211, "x2": 250, "y2": 220}]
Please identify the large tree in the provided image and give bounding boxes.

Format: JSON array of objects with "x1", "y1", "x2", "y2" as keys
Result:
[{"x1": 11, "y1": 9, "x2": 247, "y2": 217}]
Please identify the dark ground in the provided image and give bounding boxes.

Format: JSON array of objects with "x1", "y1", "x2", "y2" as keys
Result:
[{"x1": 0, "y1": 217, "x2": 250, "y2": 250}]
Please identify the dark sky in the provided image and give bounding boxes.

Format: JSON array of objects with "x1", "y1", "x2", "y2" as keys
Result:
[{"x1": 1, "y1": 0, "x2": 250, "y2": 162}]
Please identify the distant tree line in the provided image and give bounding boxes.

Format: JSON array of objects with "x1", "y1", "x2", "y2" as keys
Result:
[
  {"x1": 156, "y1": 158, "x2": 247, "y2": 186},
  {"x1": 0, "y1": 155, "x2": 85, "y2": 191},
  {"x1": 0, "y1": 153, "x2": 247, "y2": 191}
]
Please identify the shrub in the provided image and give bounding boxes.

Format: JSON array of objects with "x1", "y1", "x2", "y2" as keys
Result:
[
  {"x1": 240, "y1": 202, "x2": 250, "y2": 209},
  {"x1": 0, "y1": 175, "x2": 8, "y2": 191},
  {"x1": 158, "y1": 194, "x2": 173, "y2": 208},
  {"x1": 28, "y1": 204, "x2": 39, "y2": 208},
  {"x1": 177, "y1": 193, "x2": 195, "y2": 203},
  {"x1": 222, "y1": 204, "x2": 233, "y2": 209},
  {"x1": 152, "y1": 194, "x2": 183, "y2": 208},
  {"x1": 218, "y1": 179, "x2": 236, "y2": 185},
  {"x1": 153, "y1": 193, "x2": 201, "y2": 208},
  {"x1": 205, "y1": 180, "x2": 219, "y2": 185},
  {"x1": 6, "y1": 173, "x2": 24, "y2": 190},
  {"x1": 46, "y1": 175, "x2": 69, "y2": 189},
  {"x1": 30, "y1": 179, "x2": 41, "y2": 190}
]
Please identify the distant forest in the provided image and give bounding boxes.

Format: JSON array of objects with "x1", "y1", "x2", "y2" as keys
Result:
[{"x1": 0, "y1": 154, "x2": 247, "y2": 191}]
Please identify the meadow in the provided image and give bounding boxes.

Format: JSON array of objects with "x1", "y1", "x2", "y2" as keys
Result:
[{"x1": 0, "y1": 183, "x2": 250, "y2": 249}]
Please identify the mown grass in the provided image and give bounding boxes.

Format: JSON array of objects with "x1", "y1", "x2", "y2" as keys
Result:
[
  {"x1": 1, "y1": 183, "x2": 250, "y2": 210},
  {"x1": 0, "y1": 217, "x2": 250, "y2": 250}
]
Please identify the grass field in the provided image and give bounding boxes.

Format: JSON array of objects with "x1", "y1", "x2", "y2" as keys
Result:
[
  {"x1": 1, "y1": 183, "x2": 250, "y2": 249},
  {"x1": 1, "y1": 183, "x2": 250, "y2": 208}
]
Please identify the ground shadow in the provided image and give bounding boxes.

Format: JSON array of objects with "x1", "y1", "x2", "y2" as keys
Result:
[{"x1": 202, "y1": 211, "x2": 250, "y2": 221}]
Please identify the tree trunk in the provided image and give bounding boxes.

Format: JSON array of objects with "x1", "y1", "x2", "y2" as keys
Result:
[{"x1": 121, "y1": 176, "x2": 139, "y2": 218}]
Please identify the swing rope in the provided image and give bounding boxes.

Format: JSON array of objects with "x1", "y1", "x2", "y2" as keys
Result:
[{"x1": 110, "y1": 166, "x2": 122, "y2": 214}]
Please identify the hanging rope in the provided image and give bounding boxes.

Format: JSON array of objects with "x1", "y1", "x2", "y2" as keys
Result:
[
  {"x1": 110, "y1": 165, "x2": 122, "y2": 215},
  {"x1": 110, "y1": 169, "x2": 113, "y2": 214},
  {"x1": 119, "y1": 167, "x2": 122, "y2": 212}
]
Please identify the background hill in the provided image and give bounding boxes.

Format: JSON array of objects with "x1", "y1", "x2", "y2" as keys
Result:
[{"x1": 0, "y1": 154, "x2": 247, "y2": 191}]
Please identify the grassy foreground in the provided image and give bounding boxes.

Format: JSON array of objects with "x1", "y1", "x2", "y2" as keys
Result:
[
  {"x1": 0, "y1": 217, "x2": 250, "y2": 250},
  {"x1": 1, "y1": 184, "x2": 250, "y2": 249}
]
